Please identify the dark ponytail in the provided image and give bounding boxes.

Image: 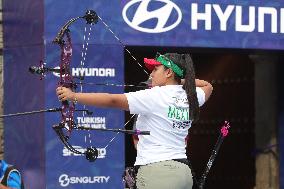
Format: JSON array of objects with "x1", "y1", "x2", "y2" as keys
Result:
[{"x1": 164, "y1": 53, "x2": 200, "y2": 122}]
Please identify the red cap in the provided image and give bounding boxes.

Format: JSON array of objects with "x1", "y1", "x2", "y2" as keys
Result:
[{"x1": 144, "y1": 58, "x2": 162, "y2": 71}]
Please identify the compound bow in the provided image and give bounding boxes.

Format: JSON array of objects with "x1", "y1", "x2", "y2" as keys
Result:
[{"x1": 29, "y1": 10, "x2": 150, "y2": 162}]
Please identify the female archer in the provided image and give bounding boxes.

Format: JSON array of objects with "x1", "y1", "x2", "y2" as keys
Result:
[{"x1": 56, "y1": 52, "x2": 213, "y2": 189}]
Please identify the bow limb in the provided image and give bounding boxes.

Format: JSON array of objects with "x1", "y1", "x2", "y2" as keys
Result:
[
  {"x1": 53, "y1": 10, "x2": 98, "y2": 45},
  {"x1": 53, "y1": 124, "x2": 99, "y2": 162},
  {"x1": 53, "y1": 10, "x2": 99, "y2": 133}
]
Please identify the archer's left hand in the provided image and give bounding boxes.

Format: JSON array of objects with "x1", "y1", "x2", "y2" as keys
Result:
[{"x1": 56, "y1": 87, "x2": 75, "y2": 101}]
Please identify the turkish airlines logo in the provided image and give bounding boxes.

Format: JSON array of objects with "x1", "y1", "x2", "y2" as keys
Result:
[{"x1": 122, "y1": 0, "x2": 182, "y2": 33}]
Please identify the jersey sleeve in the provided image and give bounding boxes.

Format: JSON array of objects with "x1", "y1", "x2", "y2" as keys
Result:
[
  {"x1": 196, "y1": 87, "x2": 206, "y2": 107},
  {"x1": 7, "y1": 171, "x2": 21, "y2": 189},
  {"x1": 125, "y1": 88, "x2": 157, "y2": 115}
]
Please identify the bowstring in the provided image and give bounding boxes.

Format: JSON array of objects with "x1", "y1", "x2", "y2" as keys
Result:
[
  {"x1": 104, "y1": 114, "x2": 137, "y2": 149},
  {"x1": 93, "y1": 15, "x2": 151, "y2": 150},
  {"x1": 97, "y1": 15, "x2": 149, "y2": 76},
  {"x1": 79, "y1": 25, "x2": 93, "y2": 149}
]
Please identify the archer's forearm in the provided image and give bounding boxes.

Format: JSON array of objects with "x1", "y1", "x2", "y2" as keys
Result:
[
  {"x1": 195, "y1": 79, "x2": 211, "y2": 87},
  {"x1": 73, "y1": 93, "x2": 129, "y2": 110},
  {"x1": 195, "y1": 79, "x2": 213, "y2": 101}
]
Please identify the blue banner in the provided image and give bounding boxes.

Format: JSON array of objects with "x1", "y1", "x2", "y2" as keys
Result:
[
  {"x1": 45, "y1": 0, "x2": 284, "y2": 49},
  {"x1": 45, "y1": 2, "x2": 125, "y2": 188},
  {"x1": 44, "y1": 42, "x2": 124, "y2": 188}
]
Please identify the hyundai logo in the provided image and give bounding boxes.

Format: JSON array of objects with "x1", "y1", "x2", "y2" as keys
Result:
[{"x1": 122, "y1": 0, "x2": 182, "y2": 33}]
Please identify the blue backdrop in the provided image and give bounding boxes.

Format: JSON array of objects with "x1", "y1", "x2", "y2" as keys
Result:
[
  {"x1": 45, "y1": 0, "x2": 284, "y2": 49},
  {"x1": 3, "y1": 0, "x2": 284, "y2": 188}
]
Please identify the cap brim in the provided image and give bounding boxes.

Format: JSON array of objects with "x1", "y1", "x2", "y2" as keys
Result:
[{"x1": 144, "y1": 58, "x2": 161, "y2": 71}]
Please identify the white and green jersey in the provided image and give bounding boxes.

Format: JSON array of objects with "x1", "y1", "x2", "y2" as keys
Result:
[{"x1": 126, "y1": 85, "x2": 205, "y2": 166}]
